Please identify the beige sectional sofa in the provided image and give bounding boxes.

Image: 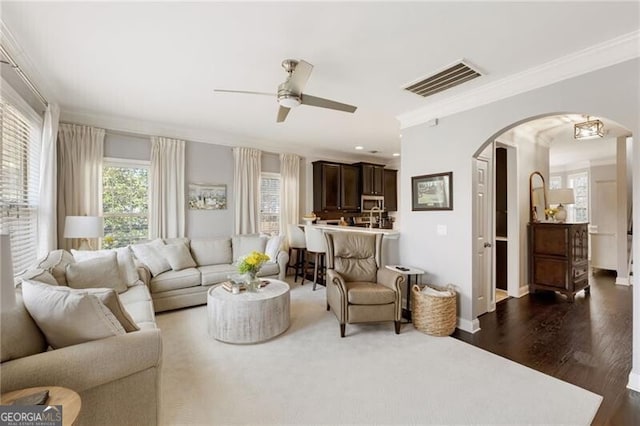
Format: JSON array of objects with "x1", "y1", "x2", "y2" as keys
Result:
[
  {"x1": 1, "y1": 283, "x2": 161, "y2": 426},
  {"x1": 134, "y1": 234, "x2": 288, "y2": 312}
]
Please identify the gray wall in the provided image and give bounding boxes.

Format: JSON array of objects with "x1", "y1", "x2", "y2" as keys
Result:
[{"x1": 104, "y1": 133, "x2": 282, "y2": 238}]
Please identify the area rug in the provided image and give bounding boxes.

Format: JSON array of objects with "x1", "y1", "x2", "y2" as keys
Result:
[{"x1": 156, "y1": 280, "x2": 602, "y2": 425}]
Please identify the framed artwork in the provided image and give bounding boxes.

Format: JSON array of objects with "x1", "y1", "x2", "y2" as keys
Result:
[
  {"x1": 188, "y1": 183, "x2": 227, "y2": 210},
  {"x1": 411, "y1": 172, "x2": 453, "y2": 211}
]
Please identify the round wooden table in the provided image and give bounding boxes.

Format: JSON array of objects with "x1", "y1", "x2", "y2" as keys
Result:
[
  {"x1": 207, "y1": 279, "x2": 290, "y2": 344},
  {"x1": 1, "y1": 386, "x2": 81, "y2": 426}
]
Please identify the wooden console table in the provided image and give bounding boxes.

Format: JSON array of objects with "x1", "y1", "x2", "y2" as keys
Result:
[{"x1": 528, "y1": 222, "x2": 589, "y2": 302}]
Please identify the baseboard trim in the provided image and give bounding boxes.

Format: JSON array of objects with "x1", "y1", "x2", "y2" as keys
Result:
[
  {"x1": 627, "y1": 371, "x2": 640, "y2": 392},
  {"x1": 518, "y1": 285, "x2": 530, "y2": 297},
  {"x1": 457, "y1": 317, "x2": 481, "y2": 334},
  {"x1": 615, "y1": 276, "x2": 631, "y2": 286}
]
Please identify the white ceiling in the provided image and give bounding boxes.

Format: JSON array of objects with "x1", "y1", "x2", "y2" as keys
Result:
[{"x1": 2, "y1": 2, "x2": 639, "y2": 160}]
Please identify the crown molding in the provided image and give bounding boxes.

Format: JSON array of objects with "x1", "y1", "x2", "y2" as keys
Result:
[
  {"x1": 61, "y1": 109, "x2": 390, "y2": 164},
  {"x1": 397, "y1": 30, "x2": 640, "y2": 130}
]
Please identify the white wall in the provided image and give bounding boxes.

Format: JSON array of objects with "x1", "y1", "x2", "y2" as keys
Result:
[{"x1": 400, "y1": 58, "x2": 639, "y2": 331}]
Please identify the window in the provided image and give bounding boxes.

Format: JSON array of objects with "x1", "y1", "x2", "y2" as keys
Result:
[
  {"x1": 549, "y1": 175, "x2": 562, "y2": 190},
  {"x1": 0, "y1": 98, "x2": 41, "y2": 273},
  {"x1": 102, "y1": 159, "x2": 149, "y2": 248},
  {"x1": 567, "y1": 171, "x2": 589, "y2": 223},
  {"x1": 260, "y1": 173, "x2": 280, "y2": 235}
]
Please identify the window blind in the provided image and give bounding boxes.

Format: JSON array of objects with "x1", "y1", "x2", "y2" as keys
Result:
[
  {"x1": 0, "y1": 99, "x2": 41, "y2": 273},
  {"x1": 260, "y1": 173, "x2": 280, "y2": 235}
]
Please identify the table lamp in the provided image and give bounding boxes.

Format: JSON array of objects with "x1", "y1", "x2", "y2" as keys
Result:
[
  {"x1": 548, "y1": 188, "x2": 575, "y2": 223},
  {"x1": 64, "y1": 216, "x2": 104, "y2": 250},
  {"x1": 1, "y1": 233, "x2": 16, "y2": 311}
]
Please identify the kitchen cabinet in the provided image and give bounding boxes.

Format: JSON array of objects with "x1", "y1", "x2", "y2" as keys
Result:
[
  {"x1": 313, "y1": 161, "x2": 360, "y2": 213},
  {"x1": 358, "y1": 163, "x2": 385, "y2": 195},
  {"x1": 528, "y1": 222, "x2": 589, "y2": 302},
  {"x1": 383, "y1": 169, "x2": 397, "y2": 211}
]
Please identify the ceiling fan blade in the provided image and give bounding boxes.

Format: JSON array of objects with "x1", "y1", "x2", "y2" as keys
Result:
[
  {"x1": 276, "y1": 106, "x2": 291, "y2": 123},
  {"x1": 214, "y1": 89, "x2": 276, "y2": 97},
  {"x1": 286, "y1": 60, "x2": 313, "y2": 94},
  {"x1": 301, "y1": 94, "x2": 357, "y2": 113}
]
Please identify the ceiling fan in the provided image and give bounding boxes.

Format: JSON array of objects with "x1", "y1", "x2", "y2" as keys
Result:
[{"x1": 214, "y1": 59, "x2": 357, "y2": 123}]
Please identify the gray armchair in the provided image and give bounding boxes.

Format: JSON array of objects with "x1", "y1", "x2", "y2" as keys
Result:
[{"x1": 324, "y1": 232, "x2": 405, "y2": 337}]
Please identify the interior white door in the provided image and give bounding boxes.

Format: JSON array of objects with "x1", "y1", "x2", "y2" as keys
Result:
[
  {"x1": 474, "y1": 157, "x2": 494, "y2": 316},
  {"x1": 591, "y1": 179, "x2": 617, "y2": 270}
]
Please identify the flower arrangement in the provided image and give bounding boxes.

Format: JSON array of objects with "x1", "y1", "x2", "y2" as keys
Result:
[
  {"x1": 544, "y1": 207, "x2": 558, "y2": 220},
  {"x1": 237, "y1": 251, "x2": 270, "y2": 276}
]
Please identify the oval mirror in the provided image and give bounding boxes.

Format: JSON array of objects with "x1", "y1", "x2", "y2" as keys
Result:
[{"x1": 529, "y1": 172, "x2": 546, "y2": 222}]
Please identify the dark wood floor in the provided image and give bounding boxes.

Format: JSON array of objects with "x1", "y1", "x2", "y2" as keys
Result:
[{"x1": 452, "y1": 270, "x2": 639, "y2": 425}]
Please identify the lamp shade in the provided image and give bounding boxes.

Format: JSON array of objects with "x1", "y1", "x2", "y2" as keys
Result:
[
  {"x1": 548, "y1": 188, "x2": 575, "y2": 205},
  {"x1": 64, "y1": 216, "x2": 104, "y2": 238},
  {"x1": 1, "y1": 234, "x2": 16, "y2": 311}
]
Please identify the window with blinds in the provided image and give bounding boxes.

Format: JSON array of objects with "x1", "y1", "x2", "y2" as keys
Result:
[
  {"x1": 0, "y1": 99, "x2": 41, "y2": 274},
  {"x1": 260, "y1": 173, "x2": 280, "y2": 235}
]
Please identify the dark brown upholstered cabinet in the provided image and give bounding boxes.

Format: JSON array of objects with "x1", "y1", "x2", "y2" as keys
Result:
[
  {"x1": 357, "y1": 163, "x2": 385, "y2": 195},
  {"x1": 313, "y1": 161, "x2": 360, "y2": 213},
  {"x1": 528, "y1": 222, "x2": 589, "y2": 302},
  {"x1": 383, "y1": 169, "x2": 398, "y2": 211}
]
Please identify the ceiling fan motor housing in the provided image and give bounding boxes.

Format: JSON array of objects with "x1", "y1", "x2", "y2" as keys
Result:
[{"x1": 277, "y1": 82, "x2": 301, "y2": 108}]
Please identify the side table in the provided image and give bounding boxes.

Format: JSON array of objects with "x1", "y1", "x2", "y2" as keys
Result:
[
  {"x1": 385, "y1": 265, "x2": 425, "y2": 322},
  {"x1": 1, "y1": 386, "x2": 81, "y2": 426}
]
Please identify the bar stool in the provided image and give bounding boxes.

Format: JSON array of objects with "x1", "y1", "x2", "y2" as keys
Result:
[
  {"x1": 287, "y1": 224, "x2": 307, "y2": 283},
  {"x1": 303, "y1": 225, "x2": 327, "y2": 290}
]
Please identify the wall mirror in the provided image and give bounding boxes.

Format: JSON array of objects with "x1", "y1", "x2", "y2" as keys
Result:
[{"x1": 529, "y1": 172, "x2": 547, "y2": 223}]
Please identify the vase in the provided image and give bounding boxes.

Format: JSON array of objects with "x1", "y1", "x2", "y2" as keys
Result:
[{"x1": 245, "y1": 271, "x2": 260, "y2": 292}]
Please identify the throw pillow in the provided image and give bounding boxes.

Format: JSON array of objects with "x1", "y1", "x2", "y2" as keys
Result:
[
  {"x1": 265, "y1": 234, "x2": 283, "y2": 263},
  {"x1": 130, "y1": 239, "x2": 171, "y2": 276},
  {"x1": 14, "y1": 268, "x2": 58, "y2": 287},
  {"x1": 231, "y1": 234, "x2": 269, "y2": 262},
  {"x1": 85, "y1": 288, "x2": 139, "y2": 332},
  {"x1": 66, "y1": 252, "x2": 128, "y2": 293},
  {"x1": 160, "y1": 243, "x2": 196, "y2": 271},
  {"x1": 21, "y1": 280, "x2": 126, "y2": 349},
  {"x1": 34, "y1": 249, "x2": 75, "y2": 285},
  {"x1": 71, "y1": 247, "x2": 139, "y2": 286}
]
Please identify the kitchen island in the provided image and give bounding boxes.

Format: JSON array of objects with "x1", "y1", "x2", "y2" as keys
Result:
[{"x1": 304, "y1": 223, "x2": 400, "y2": 266}]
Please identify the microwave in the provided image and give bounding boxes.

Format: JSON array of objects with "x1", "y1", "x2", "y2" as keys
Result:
[{"x1": 361, "y1": 195, "x2": 385, "y2": 213}]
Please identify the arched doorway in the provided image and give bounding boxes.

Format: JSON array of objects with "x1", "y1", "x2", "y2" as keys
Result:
[{"x1": 472, "y1": 113, "x2": 632, "y2": 317}]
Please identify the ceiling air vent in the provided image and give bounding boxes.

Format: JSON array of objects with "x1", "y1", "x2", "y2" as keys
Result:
[{"x1": 404, "y1": 61, "x2": 481, "y2": 98}]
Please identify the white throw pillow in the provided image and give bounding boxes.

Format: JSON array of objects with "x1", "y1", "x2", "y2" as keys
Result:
[
  {"x1": 66, "y1": 252, "x2": 128, "y2": 293},
  {"x1": 34, "y1": 249, "x2": 75, "y2": 285},
  {"x1": 130, "y1": 239, "x2": 171, "y2": 276},
  {"x1": 160, "y1": 243, "x2": 196, "y2": 271},
  {"x1": 231, "y1": 234, "x2": 269, "y2": 262},
  {"x1": 14, "y1": 268, "x2": 58, "y2": 287},
  {"x1": 265, "y1": 235, "x2": 283, "y2": 263},
  {"x1": 21, "y1": 280, "x2": 126, "y2": 349},
  {"x1": 71, "y1": 247, "x2": 139, "y2": 286},
  {"x1": 85, "y1": 288, "x2": 140, "y2": 332}
]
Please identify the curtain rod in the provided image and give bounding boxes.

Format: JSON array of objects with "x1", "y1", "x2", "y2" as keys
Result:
[{"x1": 0, "y1": 44, "x2": 48, "y2": 109}]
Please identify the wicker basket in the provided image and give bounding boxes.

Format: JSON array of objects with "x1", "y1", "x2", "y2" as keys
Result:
[{"x1": 412, "y1": 284, "x2": 457, "y2": 336}]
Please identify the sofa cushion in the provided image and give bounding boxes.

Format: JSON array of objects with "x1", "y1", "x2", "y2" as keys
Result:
[
  {"x1": 198, "y1": 264, "x2": 237, "y2": 286},
  {"x1": 21, "y1": 280, "x2": 126, "y2": 349},
  {"x1": 66, "y1": 252, "x2": 128, "y2": 293},
  {"x1": 1, "y1": 293, "x2": 47, "y2": 362},
  {"x1": 130, "y1": 239, "x2": 171, "y2": 276},
  {"x1": 190, "y1": 238, "x2": 232, "y2": 266},
  {"x1": 72, "y1": 247, "x2": 139, "y2": 286},
  {"x1": 347, "y1": 282, "x2": 396, "y2": 305},
  {"x1": 118, "y1": 283, "x2": 152, "y2": 305},
  {"x1": 160, "y1": 242, "x2": 196, "y2": 271},
  {"x1": 257, "y1": 261, "x2": 279, "y2": 277},
  {"x1": 232, "y1": 234, "x2": 268, "y2": 262},
  {"x1": 120, "y1": 299, "x2": 156, "y2": 329},
  {"x1": 34, "y1": 249, "x2": 75, "y2": 285},
  {"x1": 164, "y1": 237, "x2": 190, "y2": 247},
  {"x1": 265, "y1": 234, "x2": 283, "y2": 262},
  {"x1": 14, "y1": 268, "x2": 58, "y2": 287},
  {"x1": 149, "y1": 268, "x2": 201, "y2": 293}
]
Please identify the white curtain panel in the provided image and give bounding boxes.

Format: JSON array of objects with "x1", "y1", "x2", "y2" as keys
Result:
[
  {"x1": 57, "y1": 123, "x2": 104, "y2": 250},
  {"x1": 37, "y1": 104, "x2": 60, "y2": 256},
  {"x1": 279, "y1": 153, "x2": 300, "y2": 249},
  {"x1": 149, "y1": 136, "x2": 185, "y2": 239},
  {"x1": 233, "y1": 147, "x2": 261, "y2": 234}
]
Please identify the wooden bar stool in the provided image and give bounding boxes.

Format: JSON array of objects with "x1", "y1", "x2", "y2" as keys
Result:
[
  {"x1": 303, "y1": 225, "x2": 327, "y2": 290},
  {"x1": 287, "y1": 224, "x2": 307, "y2": 283}
]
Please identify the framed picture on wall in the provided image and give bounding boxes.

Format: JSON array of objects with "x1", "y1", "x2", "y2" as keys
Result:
[
  {"x1": 411, "y1": 172, "x2": 453, "y2": 211},
  {"x1": 188, "y1": 183, "x2": 227, "y2": 210}
]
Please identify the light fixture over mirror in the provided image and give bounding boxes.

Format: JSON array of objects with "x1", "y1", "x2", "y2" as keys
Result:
[{"x1": 574, "y1": 116, "x2": 604, "y2": 140}]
